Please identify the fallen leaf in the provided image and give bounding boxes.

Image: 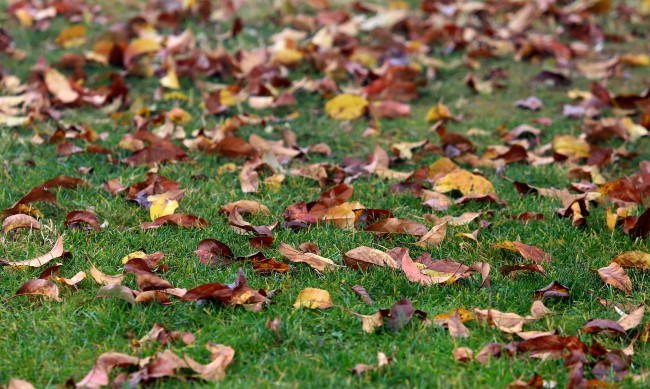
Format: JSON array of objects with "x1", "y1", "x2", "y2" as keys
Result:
[
  {"x1": 474, "y1": 308, "x2": 530, "y2": 333},
  {"x1": 452, "y1": 347, "x2": 473, "y2": 362},
  {"x1": 293, "y1": 288, "x2": 333, "y2": 309},
  {"x1": 14, "y1": 279, "x2": 61, "y2": 301},
  {"x1": 141, "y1": 214, "x2": 208, "y2": 229},
  {"x1": 434, "y1": 170, "x2": 495, "y2": 196},
  {"x1": 195, "y1": 239, "x2": 234, "y2": 266},
  {"x1": 279, "y1": 243, "x2": 337, "y2": 272},
  {"x1": 343, "y1": 246, "x2": 398, "y2": 270},
  {"x1": 97, "y1": 285, "x2": 137, "y2": 304},
  {"x1": 612, "y1": 251, "x2": 650, "y2": 269},
  {"x1": 2, "y1": 214, "x2": 40, "y2": 234},
  {"x1": 414, "y1": 222, "x2": 447, "y2": 248},
  {"x1": 365, "y1": 218, "x2": 428, "y2": 236},
  {"x1": 44, "y1": 68, "x2": 78, "y2": 103},
  {"x1": 597, "y1": 262, "x2": 632, "y2": 294},
  {"x1": 581, "y1": 319, "x2": 627, "y2": 336},
  {"x1": 534, "y1": 281, "x2": 570, "y2": 299},
  {"x1": 617, "y1": 305, "x2": 645, "y2": 331},
  {"x1": 76, "y1": 352, "x2": 140, "y2": 388},
  {"x1": 1, "y1": 235, "x2": 64, "y2": 267},
  {"x1": 386, "y1": 297, "x2": 415, "y2": 332},
  {"x1": 344, "y1": 283, "x2": 374, "y2": 305},
  {"x1": 493, "y1": 241, "x2": 551, "y2": 263},
  {"x1": 325, "y1": 94, "x2": 368, "y2": 120}
]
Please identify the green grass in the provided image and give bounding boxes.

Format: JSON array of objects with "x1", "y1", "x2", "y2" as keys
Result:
[{"x1": 1, "y1": 0, "x2": 650, "y2": 387}]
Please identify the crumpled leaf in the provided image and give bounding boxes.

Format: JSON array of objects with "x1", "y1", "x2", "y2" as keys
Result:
[
  {"x1": 325, "y1": 94, "x2": 368, "y2": 120},
  {"x1": 293, "y1": 288, "x2": 333, "y2": 309},
  {"x1": 474, "y1": 308, "x2": 532, "y2": 334},
  {"x1": 1, "y1": 235, "x2": 64, "y2": 267},
  {"x1": 386, "y1": 297, "x2": 415, "y2": 332},
  {"x1": 183, "y1": 343, "x2": 235, "y2": 382}
]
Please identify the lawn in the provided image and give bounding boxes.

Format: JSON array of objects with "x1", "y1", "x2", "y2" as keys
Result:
[{"x1": 1, "y1": 0, "x2": 650, "y2": 387}]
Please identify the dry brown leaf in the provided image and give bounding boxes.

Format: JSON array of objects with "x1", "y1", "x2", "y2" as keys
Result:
[
  {"x1": 414, "y1": 222, "x2": 447, "y2": 248},
  {"x1": 474, "y1": 308, "x2": 533, "y2": 334},
  {"x1": 183, "y1": 343, "x2": 235, "y2": 382},
  {"x1": 365, "y1": 218, "x2": 428, "y2": 236},
  {"x1": 278, "y1": 243, "x2": 337, "y2": 272},
  {"x1": 2, "y1": 214, "x2": 40, "y2": 234},
  {"x1": 452, "y1": 347, "x2": 473, "y2": 362},
  {"x1": 597, "y1": 262, "x2": 632, "y2": 295},
  {"x1": 14, "y1": 279, "x2": 61, "y2": 301},
  {"x1": 76, "y1": 352, "x2": 140, "y2": 388},
  {"x1": 343, "y1": 246, "x2": 398, "y2": 270},
  {"x1": 1, "y1": 235, "x2": 64, "y2": 267},
  {"x1": 617, "y1": 305, "x2": 645, "y2": 331},
  {"x1": 220, "y1": 200, "x2": 271, "y2": 215},
  {"x1": 493, "y1": 241, "x2": 551, "y2": 263}
]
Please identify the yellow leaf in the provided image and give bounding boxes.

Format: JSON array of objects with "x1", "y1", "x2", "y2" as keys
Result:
[
  {"x1": 124, "y1": 38, "x2": 161, "y2": 65},
  {"x1": 149, "y1": 199, "x2": 179, "y2": 221},
  {"x1": 121, "y1": 251, "x2": 147, "y2": 264},
  {"x1": 160, "y1": 68, "x2": 180, "y2": 89},
  {"x1": 293, "y1": 288, "x2": 333, "y2": 309},
  {"x1": 606, "y1": 207, "x2": 617, "y2": 231},
  {"x1": 426, "y1": 103, "x2": 452, "y2": 122},
  {"x1": 220, "y1": 89, "x2": 237, "y2": 107},
  {"x1": 434, "y1": 170, "x2": 495, "y2": 195},
  {"x1": 621, "y1": 54, "x2": 650, "y2": 67},
  {"x1": 613, "y1": 251, "x2": 650, "y2": 270},
  {"x1": 325, "y1": 94, "x2": 368, "y2": 121},
  {"x1": 54, "y1": 25, "x2": 87, "y2": 48},
  {"x1": 148, "y1": 191, "x2": 184, "y2": 221},
  {"x1": 434, "y1": 308, "x2": 475, "y2": 323},
  {"x1": 271, "y1": 49, "x2": 304, "y2": 66},
  {"x1": 642, "y1": 0, "x2": 650, "y2": 15},
  {"x1": 553, "y1": 135, "x2": 590, "y2": 159},
  {"x1": 13, "y1": 9, "x2": 33, "y2": 27},
  {"x1": 622, "y1": 117, "x2": 649, "y2": 142}
]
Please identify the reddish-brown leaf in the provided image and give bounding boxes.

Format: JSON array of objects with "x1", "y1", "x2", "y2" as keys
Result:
[
  {"x1": 533, "y1": 281, "x2": 570, "y2": 299},
  {"x1": 14, "y1": 279, "x2": 61, "y2": 301},
  {"x1": 64, "y1": 210, "x2": 101, "y2": 230}
]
